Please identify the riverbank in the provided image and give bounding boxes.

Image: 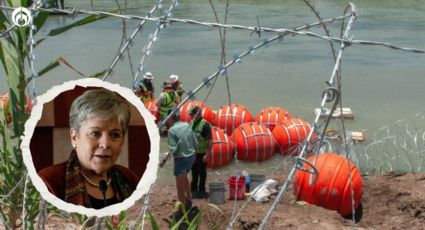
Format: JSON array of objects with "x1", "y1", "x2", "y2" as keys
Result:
[
  {"x1": 29, "y1": 172, "x2": 425, "y2": 229},
  {"x1": 133, "y1": 172, "x2": 425, "y2": 229}
]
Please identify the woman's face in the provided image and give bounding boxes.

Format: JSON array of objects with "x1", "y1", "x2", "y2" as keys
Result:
[{"x1": 71, "y1": 116, "x2": 124, "y2": 176}]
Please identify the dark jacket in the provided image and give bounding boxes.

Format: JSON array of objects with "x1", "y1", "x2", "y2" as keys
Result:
[{"x1": 38, "y1": 162, "x2": 140, "y2": 207}]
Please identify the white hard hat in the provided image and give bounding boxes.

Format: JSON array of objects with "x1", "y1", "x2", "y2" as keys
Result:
[
  {"x1": 169, "y1": 74, "x2": 178, "y2": 83},
  {"x1": 144, "y1": 72, "x2": 154, "y2": 79}
]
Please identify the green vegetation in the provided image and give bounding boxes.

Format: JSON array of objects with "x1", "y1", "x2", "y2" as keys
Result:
[{"x1": 0, "y1": 0, "x2": 106, "y2": 228}]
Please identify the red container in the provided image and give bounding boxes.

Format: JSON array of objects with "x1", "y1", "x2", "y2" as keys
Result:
[{"x1": 228, "y1": 176, "x2": 246, "y2": 200}]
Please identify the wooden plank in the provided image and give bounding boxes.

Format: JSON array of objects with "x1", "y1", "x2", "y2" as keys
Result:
[
  {"x1": 351, "y1": 131, "x2": 365, "y2": 142},
  {"x1": 314, "y1": 107, "x2": 354, "y2": 119}
]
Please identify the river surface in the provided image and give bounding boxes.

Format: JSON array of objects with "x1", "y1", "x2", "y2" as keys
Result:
[{"x1": 2, "y1": 0, "x2": 424, "y2": 178}]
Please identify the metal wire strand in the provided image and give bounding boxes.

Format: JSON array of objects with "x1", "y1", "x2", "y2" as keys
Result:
[
  {"x1": 258, "y1": 3, "x2": 357, "y2": 229},
  {"x1": 1, "y1": 5, "x2": 423, "y2": 54}
]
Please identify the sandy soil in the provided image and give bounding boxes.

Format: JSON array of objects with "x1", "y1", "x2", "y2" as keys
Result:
[
  {"x1": 136, "y1": 172, "x2": 425, "y2": 230},
  {"x1": 11, "y1": 171, "x2": 423, "y2": 229}
]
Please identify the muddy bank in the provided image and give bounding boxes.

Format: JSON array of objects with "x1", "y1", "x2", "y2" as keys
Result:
[{"x1": 140, "y1": 172, "x2": 425, "y2": 229}]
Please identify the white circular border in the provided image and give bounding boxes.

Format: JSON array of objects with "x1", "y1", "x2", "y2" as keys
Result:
[{"x1": 21, "y1": 78, "x2": 160, "y2": 217}]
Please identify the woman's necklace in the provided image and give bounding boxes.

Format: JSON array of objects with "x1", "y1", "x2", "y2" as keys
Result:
[{"x1": 81, "y1": 171, "x2": 111, "y2": 187}]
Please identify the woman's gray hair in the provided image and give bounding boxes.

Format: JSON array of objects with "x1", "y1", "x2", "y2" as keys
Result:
[{"x1": 69, "y1": 89, "x2": 131, "y2": 134}]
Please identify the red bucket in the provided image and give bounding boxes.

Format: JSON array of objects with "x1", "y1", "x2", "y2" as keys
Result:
[{"x1": 228, "y1": 176, "x2": 246, "y2": 200}]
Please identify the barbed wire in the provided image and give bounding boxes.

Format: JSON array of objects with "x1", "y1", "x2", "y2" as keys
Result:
[
  {"x1": 100, "y1": 0, "x2": 164, "y2": 81},
  {"x1": 354, "y1": 112, "x2": 425, "y2": 175},
  {"x1": 0, "y1": 24, "x2": 17, "y2": 37},
  {"x1": 156, "y1": 12, "x2": 354, "y2": 129},
  {"x1": 130, "y1": 0, "x2": 179, "y2": 85},
  {"x1": 28, "y1": 17, "x2": 38, "y2": 100},
  {"x1": 1, "y1": 1, "x2": 424, "y2": 229},
  {"x1": 0, "y1": 174, "x2": 26, "y2": 203},
  {"x1": 0, "y1": 5, "x2": 423, "y2": 54},
  {"x1": 258, "y1": 3, "x2": 358, "y2": 229},
  {"x1": 21, "y1": 174, "x2": 30, "y2": 230}
]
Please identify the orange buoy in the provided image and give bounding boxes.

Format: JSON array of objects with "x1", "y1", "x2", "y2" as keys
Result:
[
  {"x1": 207, "y1": 126, "x2": 234, "y2": 168},
  {"x1": 293, "y1": 153, "x2": 363, "y2": 216},
  {"x1": 232, "y1": 122, "x2": 276, "y2": 162},
  {"x1": 272, "y1": 118, "x2": 311, "y2": 155},
  {"x1": 144, "y1": 98, "x2": 159, "y2": 123},
  {"x1": 179, "y1": 100, "x2": 214, "y2": 123},
  {"x1": 255, "y1": 106, "x2": 292, "y2": 131},
  {"x1": 213, "y1": 104, "x2": 253, "y2": 136},
  {"x1": 0, "y1": 93, "x2": 31, "y2": 123}
]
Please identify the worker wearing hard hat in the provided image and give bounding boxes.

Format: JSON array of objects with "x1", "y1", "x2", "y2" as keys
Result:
[
  {"x1": 156, "y1": 80, "x2": 180, "y2": 123},
  {"x1": 169, "y1": 74, "x2": 184, "y2": 100},
  {"x1": 135, "y1": 72, "x2": 155, "y2": 102}
]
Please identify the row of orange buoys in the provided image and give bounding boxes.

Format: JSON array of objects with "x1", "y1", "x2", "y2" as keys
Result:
[
  {"x1": 146, "y1": 100, "x2": 364, "y2": 218},
  {"x1": 145, "y1": 100, "x2": 312, "y2": 168}
]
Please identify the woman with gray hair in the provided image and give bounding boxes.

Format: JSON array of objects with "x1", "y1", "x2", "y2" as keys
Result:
[{"x1": 39, "y1": 88, "x2": 139, "y2": 209}]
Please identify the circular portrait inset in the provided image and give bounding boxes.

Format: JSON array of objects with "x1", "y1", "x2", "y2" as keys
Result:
[{"x1": 21, "y1": 78, "x2": 159, "y2": 216}]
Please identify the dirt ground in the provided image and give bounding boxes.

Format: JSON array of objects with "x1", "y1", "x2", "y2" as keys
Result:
[
  {"x1": 134, "y1": 172, "x2": 425, "y2": 230},
  {"x1": 22, "y1": 171, "x2": 425, "y2": 229}
]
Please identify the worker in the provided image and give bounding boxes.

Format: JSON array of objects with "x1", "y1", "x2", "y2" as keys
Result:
[
  {"x1": 169, "y1": 74, "x2": 184, "y2": 100},
  {"x1": 159, "y1": 110, "x2": 198, "y2": 217},
  {"x1": 156, "y1": 80, "x2": 180, "y2": 123},
  {"x1": 189, "y1": 106, "x2": 212, "y2": 199},
  {"x1": 135, "y1": 72, "x2": 155, "y2": 102}
]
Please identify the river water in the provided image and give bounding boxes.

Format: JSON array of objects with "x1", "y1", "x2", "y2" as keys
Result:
[{"x1": 2, "y1": 0, "x2": 424, "y2": 177}]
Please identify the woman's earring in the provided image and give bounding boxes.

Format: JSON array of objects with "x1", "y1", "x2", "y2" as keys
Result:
[{"x1": 72, "y1": 144, "x2": 76, "y2": 149}]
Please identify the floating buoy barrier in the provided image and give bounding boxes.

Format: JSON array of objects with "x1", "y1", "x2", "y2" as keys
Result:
[
  {"x1": 0, "y1": 92, "x2": 32, "y2": 123},
  {"x1": 179, "y1": 100, "x2": 214, "y2": 123},
  {"x1": 213, "y1": 104, "x2": 253, "y2": 135},
  {"x1": 293, "y1": 153, "x2": 363, "y2": 217},
  {"x1": 272, "y1": 118, "x2": 312, "y2": 155},
  {"x1": 207, "y1": 126, "x2": 234, "y2": 168},
  {"x1": 255, "y1": 106, "x2": 292, "y2": 131},
  {"x1": 233, "y1": 122, "x2": 276, "y2": 162},
  {"x1": 144, "y1": 98, "x2": 159, "y2": 123}
]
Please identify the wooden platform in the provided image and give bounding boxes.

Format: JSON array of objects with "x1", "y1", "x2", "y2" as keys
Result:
[
  {"x1": 351, "y1": 131, "x2": 365, "y2": 142},
  {"x1": 314, "y1": 107, "x2": 354, "y2": 119}
]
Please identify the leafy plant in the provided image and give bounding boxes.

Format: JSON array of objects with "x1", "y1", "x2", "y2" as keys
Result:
[
  {"x1": 105, "y1": 211, "x2": 128, "y2": 230},
  {"x1": 0, "y1": 0, "x2": 108, "y2": 228},
  {"x1": 146, "y1": 202, "x2": 225, "y2": 230}
]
